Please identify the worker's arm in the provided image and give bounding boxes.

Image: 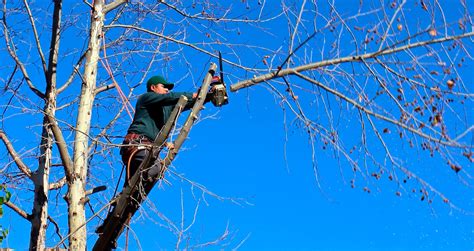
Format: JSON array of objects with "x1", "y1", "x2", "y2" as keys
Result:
[
  {"x1": 141, "y1": 92, "x2": 195, "y2": 106},
  {"x1": 183, "y1": 93, "x2": 201, "y2": 110}
]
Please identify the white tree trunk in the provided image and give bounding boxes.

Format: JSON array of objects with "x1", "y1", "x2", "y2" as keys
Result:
[{"x1": 67, "y1": 0, "x2": 104, "y2": 249}]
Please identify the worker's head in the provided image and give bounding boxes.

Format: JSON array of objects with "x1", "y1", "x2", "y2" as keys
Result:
[{"x1": 146, "y1": 76, "x2": 174, "y2": 93}]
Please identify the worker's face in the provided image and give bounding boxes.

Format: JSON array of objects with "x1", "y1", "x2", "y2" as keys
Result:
[{"x1": 151, "y1": 84, "x2": 169, "y2": 94}]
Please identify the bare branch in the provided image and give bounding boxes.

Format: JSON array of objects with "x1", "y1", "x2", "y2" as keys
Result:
[
  {"x1": 103, "y1": 0, "x2": 128, "y2": 14},
  {"x1": 1, "y1": 2, "x2": 45, "y2": 99},
  {"x1": 94, "y1": 83, "x2": 115, "y2": 95},
  {"x1": 0, "y1": 130, "x2": 32, "y2": 178},
  {"x1": 57, "y1": 53, "x2": 86, "y2": 94},
  {"x1": 231, "y1": 31, "x2": 474, "y2": 91},
  {"x1": 85, "y1": 185, "x2": 106, "y2": 196},
  {"x1": 49, "y1": 177, "x2": 67, "y2": 190},
  {"x1": 46, "y1": 113, "x2": 74, "y2": 181},
  {"x1": 4, "y1": 201, "x2": 31, "y2": 221},
  {"x1": 104, "y1": 24, "x2": 256, "y2": 71},
  {"x1": 48, "y1": 216, "x2": 66, "y2": 246},
  {"x1": 161, "y1": 1, "x2": 284, "y2": 23},
  {"x1": 83, "y1": 0, "x2": 93, "y2": 9},
  {"x1": 22, "y1": 0, "x2": 48, "y2": 77},
  {"x1": 292, "y1": 71, "x2": 468, "y2": 149}
]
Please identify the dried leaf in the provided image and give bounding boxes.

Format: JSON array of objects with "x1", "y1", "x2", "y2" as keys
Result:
[
  {"x1": 447, "y1": 79, "x2": 455, "y2": 90},
  {"x1": 458, "y1": 19, "x2": 465, "y2": 30},
  {"x1": 449, "y1": 161, "x2": 462, "y2": 173},
  {"x1": 463, "y1": 152, "x2": 473, "y2": 162},
  {"x1": 397, "y1": 24, "x2": 403, "y2": 31},
  {"x1": 421, "y1": 0, "x2": 428, "y2": 11},
  {"x1": 431, "y1": 113, "x2": 442, "y2": 126},
  {"x1": 429, "y1": 28, "x2": 437, "y2": 36}
]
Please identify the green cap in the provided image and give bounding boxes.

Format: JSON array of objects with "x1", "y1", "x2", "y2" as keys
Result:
[{"x1": 146, "y1": 75, "x2": 174, "y2": 92}]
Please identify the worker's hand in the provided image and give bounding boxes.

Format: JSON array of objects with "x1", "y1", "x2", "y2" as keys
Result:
[{"x1": 165, "y1": 142, "x2": 175, "y2": 149}]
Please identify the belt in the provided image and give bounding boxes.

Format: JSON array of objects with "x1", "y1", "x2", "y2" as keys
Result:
[{"x1": 124, "y1": 133, "x2": 152, "y2": 144}]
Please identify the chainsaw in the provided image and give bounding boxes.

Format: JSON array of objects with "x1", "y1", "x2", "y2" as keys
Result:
[{"x1": 209, "y1": 51, "x2": 229, "y2": 107}]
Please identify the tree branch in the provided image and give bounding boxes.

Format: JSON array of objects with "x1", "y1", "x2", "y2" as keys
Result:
[
  {"x1": 160, "y1": 1, "x2": 283, "y2": 23},
  {"x1": 0, "y1": 130, "x2": 32, "y2": 179},
  {"x1": 57, "y1": 53, "x2": 86, "y2": 94},
  {"x1": 22, "y1": 0, "x2": 48, "y2": 77},
  {"x1": 49, "y1": 176, "x2": 67, "y2": 190},
  {"x1": 292, "y1": 71, "x2": 467, "y2": 149},
  {"x1": 46, "y1": 113, "x2": 74, "y2": 181},
  {"x1": 230, "y1": 31, "x2": 474, "y2": 91},
  {"x1": 104, "y1": 24, "x2": 256, "y2": 71},
  {"x1": 4, "y1": 201, "x2": 30, "y2": 221},
  {"x1": 48, "y1": 215, "x2": 66, "y2": 246},
  {"x1": 94, "y1": 83, "x2": 115, "y2": 95},
  {"x1": 103, "y1": 0, "x2": 128, "y2": 14},
  {"x1": 1, "y1": 2, "x2": 45, "y2": 99}
]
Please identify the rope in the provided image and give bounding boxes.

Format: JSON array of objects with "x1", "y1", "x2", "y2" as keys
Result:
[
  {"x1": 100, "y1": 31, "x2": 135, "y2": 120},
  {"x1": 126, "y1": 148, "x2": 140, "y2": 185},
  {"x1": 108, "y1": 159, "x2": 126, "y2": 214}
]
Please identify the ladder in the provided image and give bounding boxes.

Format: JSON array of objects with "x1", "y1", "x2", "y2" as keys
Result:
[{"x1": 93, "y1": 63, "x2": 217, "y2": 251}]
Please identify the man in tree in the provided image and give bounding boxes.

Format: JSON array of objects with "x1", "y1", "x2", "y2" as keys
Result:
[{"x1": 120, "y1": 75, "x2": 200, "y2": 185}]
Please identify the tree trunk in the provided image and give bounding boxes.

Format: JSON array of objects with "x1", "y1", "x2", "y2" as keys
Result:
[
  {"x1": 30, "y1": 0, "x2": 62, "y2": 249},
  {"x1": 67, "y1": 0, "x2": 103, "y2": 249},
  {"x1": 29, "y1": 117, "x2": 53, "y2": 250}
]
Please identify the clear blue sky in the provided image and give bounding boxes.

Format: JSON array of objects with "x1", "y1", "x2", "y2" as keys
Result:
[{"x1": 0, "y1": 1, "x2": 473, "y2": 250}]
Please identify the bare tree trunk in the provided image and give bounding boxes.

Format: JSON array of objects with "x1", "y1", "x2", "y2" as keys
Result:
[
  {"x1": 29, "y1": 0, "x2": 62, "y2": 249},
  {"x1": 29, "y1": 119, "x2": 52, "y2": 250},
  {"x1": 66, "y1": 0, "x2": 103, "y2": 249}
]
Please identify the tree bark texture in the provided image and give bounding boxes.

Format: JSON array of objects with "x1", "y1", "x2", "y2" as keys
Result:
[
  {"x1": 67, "y1": 0, "x2": 103, "y2": 249},
  {"x1": 29, "y1": 0, "x2": 62, "y2": 249},
  {"x1": 29, "y1": 118, "x2": 53, "y2": 251}
]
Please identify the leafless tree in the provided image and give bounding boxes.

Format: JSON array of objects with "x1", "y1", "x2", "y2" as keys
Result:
[{"x1": 0, "y1": 0, "x2": 472, "y2": 250}]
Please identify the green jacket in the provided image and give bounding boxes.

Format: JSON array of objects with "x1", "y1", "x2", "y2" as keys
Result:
[{"x1": 127, "y1": 92, "x2": 195, "y2": 141}]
